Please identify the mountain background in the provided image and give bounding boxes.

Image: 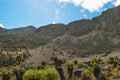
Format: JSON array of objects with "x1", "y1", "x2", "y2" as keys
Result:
[{"x1": 0, "y1": 5, "x2": 120, "y2": 64}]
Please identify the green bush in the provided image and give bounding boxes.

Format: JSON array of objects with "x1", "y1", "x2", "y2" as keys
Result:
[
  {"x1": 81, "y1": 69, "x2": 92, "y2": 80},
  {"x1": 92, "y1": 63, "x2": 99, "y2": 68},
  {"x1": 108, "y1": 56, "x2": 118, "y2": 63},
  {"x1": 67, "y1": 62, "x2": 74, "y2": 69},
  {"x1": 37, "y1": 64, "x2": 44, "y2": 70},
  {"x1": 45, "y1": 69, "x2": 60, "y2": 80},
  {"x1": 23, "y1": 69, "x2": 46, "y2": 80},
  {"x1": 78, "y1": 62, "x2": 89, "y2": 68},
  {"x1": 90, "y1": 57, "x2": 98, "y2": 64},
  {"x1": 23, "y1": 69, "x2": 59, "y2": 80}
]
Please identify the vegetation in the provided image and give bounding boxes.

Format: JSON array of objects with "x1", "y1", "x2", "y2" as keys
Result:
[
  {"x1": 45, "y1": 69, "x2": 60, "y2": 80},
  {"x1": 81, "y1": 69, "x2": 93, "y2": 80},
  {"x1": 23, "y1": 70, "x2": 45, "y2": 80},
  {"x1": 0, "y1": 56, "x2": 119, "y2": 80},
  {"x1": 13, "y1": 67, "x2": 25, "y2": 80},
  {"x1": 0, "y1": 4, "x2": 120, "y2": 80},
  {"x1": 0, "y1": 49, "x2": 29, "y2": 67},
  {"x1": 23, "y1": 69, "x2": 59, "y2": 80},
  {"x1": 1, "y1": 69, "x2": 11, "y2": 80}
]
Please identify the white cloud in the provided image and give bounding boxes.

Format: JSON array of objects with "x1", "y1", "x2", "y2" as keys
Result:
[
  {"x1": 72, "y1": 0, "x2": 83, "y2": 6},
  {"x1": 52, "y1": 21, "x2": 56, "y2": 24},
  {"x1": 56, "y1": 0, "x2": 113, "y2": 12},
  {"x1": 80, "y1": 0, "x2": 112, "y2": 12},
  {"x1": 55, "y1": 10, "x2": 59, "y2": 15},
  {"x1": 56, "y1": 0, "x2": 83, "y2": 6},
  {"x1": 55, "y1": 10, "x2": 60, "y2": 20},
  {"x1": 113, "y1": 0, "x2": 120, "y2": 7},
  {"x1": 83, "y1": 14, "x2": 87, "y2": 17},
  {"x1": 80, "y1": 9, "x2": 85, "y2": 13},
  {"x1": 0, "y1": 23, "x2": 4, "y2": 28},
  {"x1": 53, "y1": 10, "x2": 60, "y2": 24},
  {"x1": 57, "y1": 0, "x2": 71, "y2": 3}
]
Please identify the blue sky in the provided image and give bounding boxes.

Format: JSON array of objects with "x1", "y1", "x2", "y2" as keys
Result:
[{"x1": 0, "y1": 0, "x2": 120, "y2": 29}]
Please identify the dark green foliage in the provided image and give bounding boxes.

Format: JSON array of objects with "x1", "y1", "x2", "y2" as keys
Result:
[
  {"x1": 37, "y1": 64, "x2": 44, "y2": 70},
  {"x1": 13, "y1": 67, "x2": 25, "y2": 80},
  {"x1": 2, "y1": 69, "x2": 11, "y2": 80},
  {"x1": 74, "y1": 68, "x2": 86, "y2": 78},
  {"x1": 90, "y1": 57, "x2": 102, "y2": 65},
  {"x1": 52, "y1": 56, "x2": 66, "y2": 80},
  {"x1": 67, "y1": 62, "x2": 74, "y2": 80},
  {"x1": 108, "y1": 56, "x2": 119, "y2": 67},
  {"x1": 78, "y1": 62, "x2": 89, "y2": 68},
  {"x1": 55, "y1": 66, "x2": 66, "y2": 80},
  {"x1": 67, "y1": 62, "x2": 74, "y2": 70},
  {"x1": 0, "y1": 49, "x2": 29, "y2": 67},
  {"x1": 93, "y1": 63, "x2": 100, "y2": 79},
  {"x1": 0, "y1": 53, "x2": 15, "y2": 67},
  {"x1": 81, "y1": 69, "x2": 92, "y2": 80},
  {"x1": 52, "y1": 56, "x2": 64, "y2": 67}
]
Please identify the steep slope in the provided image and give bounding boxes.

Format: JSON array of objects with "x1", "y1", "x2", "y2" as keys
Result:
[
  {"x1": 0, "y1": 5, "x2": 120, "y2": 53},
  {"x1": 48, "y1": 5, "x2": 120, "y2": 52},
  {"x1": 67, "y1": 19, "x2": 95, "y2": 36}
]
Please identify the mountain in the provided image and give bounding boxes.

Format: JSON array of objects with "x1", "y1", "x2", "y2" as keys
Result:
[
  {"x1": 0, "y1": 25, "x2": 36, "y2": 35},
  {"x1": 0, "y1": 5, "x2": 120, "y2": 53}
]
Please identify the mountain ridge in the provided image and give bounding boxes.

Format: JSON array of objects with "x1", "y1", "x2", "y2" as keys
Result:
[
  {"x1": 0, "y1": 25, "x2": 36, "y2": 35},
  {"x1": 0, "y1": 5, "x2": 120, "y2": 53}
]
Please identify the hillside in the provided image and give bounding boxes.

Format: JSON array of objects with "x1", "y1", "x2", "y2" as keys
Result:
[
  {"x1": 0, "y1": 5, "x2": 120, "y2": 62},
  {"x1": 0, "y1": 25, "x2": 36, "y2": 35}
]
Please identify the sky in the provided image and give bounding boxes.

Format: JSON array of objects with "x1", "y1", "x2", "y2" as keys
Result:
[{"x1": 0, "y1": 0, "x2": 120, "y2": 29}]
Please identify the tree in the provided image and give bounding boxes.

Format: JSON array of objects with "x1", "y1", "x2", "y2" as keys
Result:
[
  {"x1": 13, "y1": 67, "x2": 25, "y2": 80},
  {"x1": 78, "y1": 62, "x2": 89, "y2": 68},
  {"x1": 108, "y1": 56, "x2": 119, "y2": 67},
  {"x1": 67, "y1": 62, "x2": 74, "y2": 80},
  {"x1": 81, "y1": 69, "x2": 93, "y2": 80},
  {"x1": 93, "y1": 63, "x2": 100, "y2": 79}
]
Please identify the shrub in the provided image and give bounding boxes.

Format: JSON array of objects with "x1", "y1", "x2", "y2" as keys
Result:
[
  {"x1": 23, "y1": 69, "x2": 46, "y2": 80},
  {"x1": 2, "y1": 69, "x2": 11, "y2": 80},
  {"x1": 90, "y1": 57, "x2": 98, "y2": 64},
  {"x1": 92, "y1": 63, "x2": 100, "y2": 79},
  {"x1": 13, "y1": 67, "x2": 25, "y2": 80},
  {"x1": 67, "y1": 62, "x2": 74, "y2": 79},
  {"x1": 108, "y1": 56, "x2": 119, "y2": 66},
  {"x1": 81, "y1": 69, "x2": 92, "y2": 80},
  {"x1": 23, "y1": 69, "x2": 59, "y2": 80},
  {"x1": 37, "y1": 64, "x2": 44, "y2": 70},
  {"x1": 45, "y1": 69, "x2": 60, "y2": 80},
  {"x1": 67, "y1": 62, "x2": 74, "y2": 70},
  {"x1": 78, "y1": 62, "x2": 89, "y2": 68}
]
